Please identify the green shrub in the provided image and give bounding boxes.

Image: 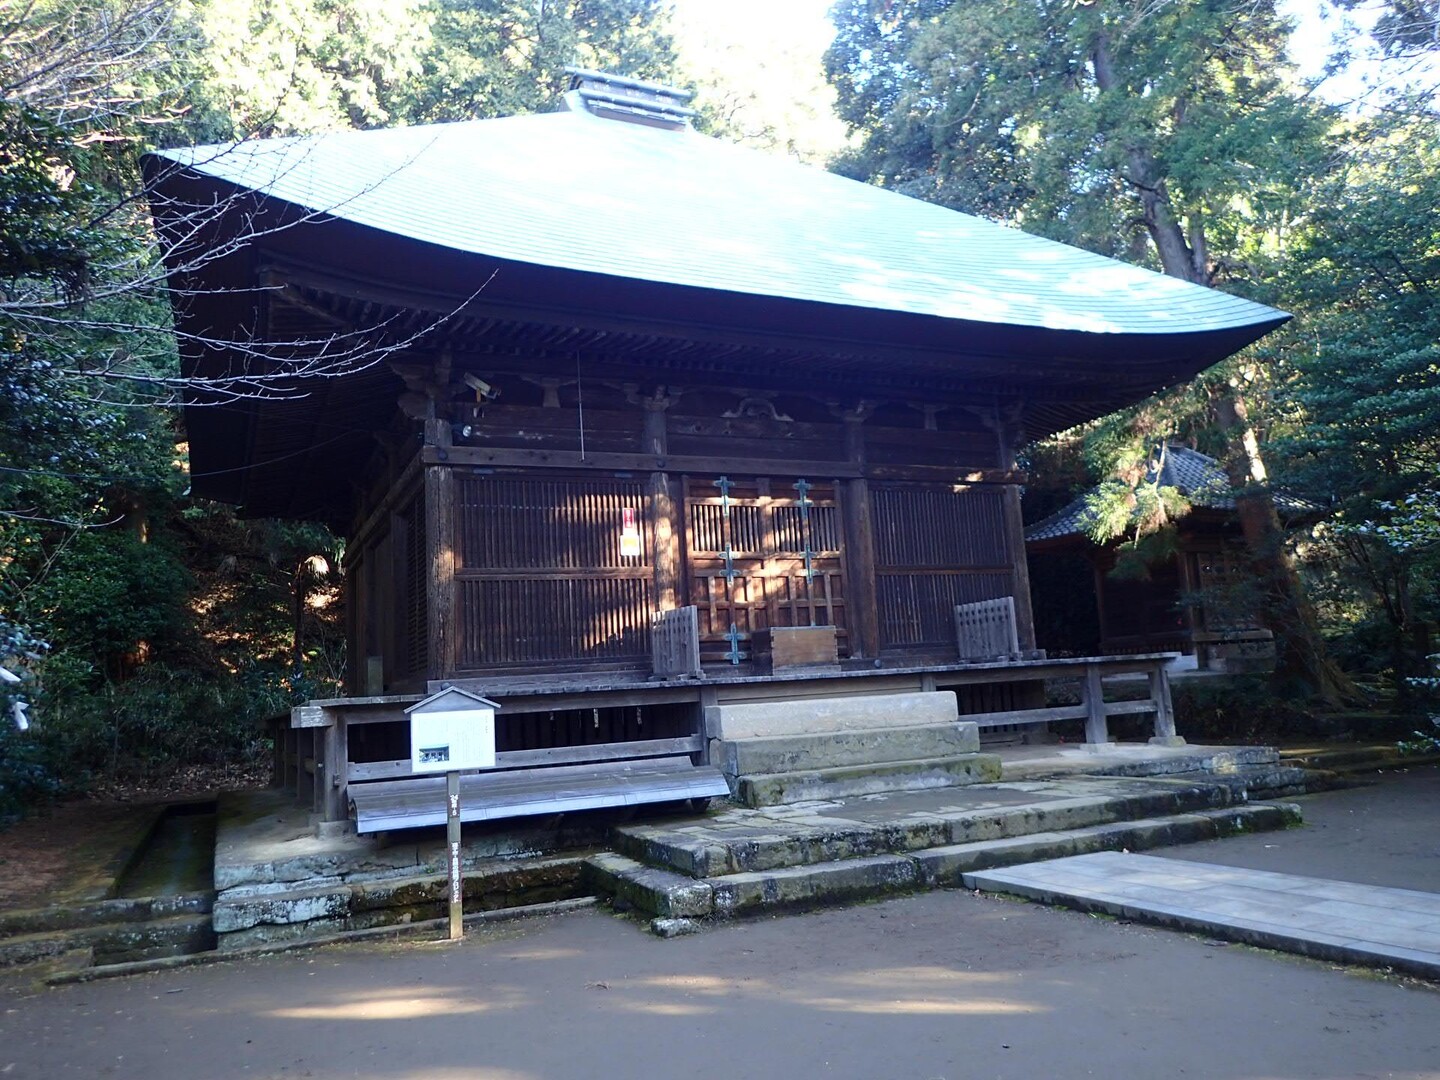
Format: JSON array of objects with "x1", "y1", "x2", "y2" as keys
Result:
[
  {"x1": 33, "y1": 654, "x2": 291, "y2": 779},
  {"x1": 0, "y1": 724, "x2": 62, "y2": 825},
  {"x1": 1171, "y1": 676, "x2": 1318, "y2": 743}
]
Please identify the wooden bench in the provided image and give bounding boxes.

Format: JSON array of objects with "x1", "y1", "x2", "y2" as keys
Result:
[
  {"x1": 348, "y1": 754, "x2": 728, "y2": 834},
  {"x1": 291, "y1": 684, "x2": 729, "y2": 834},
  {"x1": 340, "y1": 733, "x2": 728, "y2": 834}
]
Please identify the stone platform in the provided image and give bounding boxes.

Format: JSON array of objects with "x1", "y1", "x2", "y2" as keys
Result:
[
  {"x1": 208, "y1": 789, "x2": 609, "y2": 950},
  {"x1": 965, "y1": 851, "x2": 1440, "y2": 981},
  {"x1": 587, "y1": 771, "x2": 1301, "y2": 931},
  {"x1": 206, "y1": 742, "x2": 1311, "y2": 951}
]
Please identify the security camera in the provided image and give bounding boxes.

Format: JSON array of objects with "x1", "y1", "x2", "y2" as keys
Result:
[{"x1": 463, "y1": 373, "x2": 499, "y2": 402}]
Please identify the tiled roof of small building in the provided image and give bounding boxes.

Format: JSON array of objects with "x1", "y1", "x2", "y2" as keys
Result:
[{"x1": 1025, "y1": 446, "x2": 1325, "y2": 543}]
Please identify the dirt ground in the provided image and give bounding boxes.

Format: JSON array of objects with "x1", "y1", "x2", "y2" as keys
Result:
[
  {"x1": 0, "y1": 763, "x2": 265, "y2": 911},
  {"x1": 0, "y1": 800, "x2": 155, "y2": 910},
  {"x1": 1, "y1": 767, "x2": 1438, "y2": 1080}
]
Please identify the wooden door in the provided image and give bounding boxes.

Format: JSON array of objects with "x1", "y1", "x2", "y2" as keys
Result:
[{"x1": 683, "y1": 476, "x2": 848, "y2": 665}]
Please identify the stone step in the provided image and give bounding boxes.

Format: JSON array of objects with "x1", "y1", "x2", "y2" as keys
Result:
[
  {"x1": 615, "y1": 776, "x2": 1247, "y2": 879},
  {"x1": 92, "y1": 913, "x2": 216, "y2": 965},
  {"x1": 704, "y1": 690, "x2": 962, "y2": 741},
  {"x1": 587, "y1": 801, "x2": 1298, "y2": 932},
  {"x1": 0, "y1": 910, "x2": 216, "y2": 969},
  {"x1": 1089, "y1": 745, "x2": 1281, "y2": 776},
  {"x1": 713, "y1": 722, "x2": 980, "y2": 778},
  {"x1": 0, "y1": 928, "x2": 84, "y2": 969},
  {"x1": 582, "y1": 853, "x2": 714, "y2": 920},
  {"x1": 1001, "y1": 744, "x2": 1281, "y2": 783},
  {"x1": 734, "y1": 752, "x2": 1002, "y2": 807},
  {"x1": 0, "y1": 891, "x2": 213, "y2": 940},
  {"x1": 710, "y1": 855, "x2": 919, "y2": 918},
  {"x1": 1280, "y1": 744, "x2": 1440, "y2": 775},
  {"x1": 1172, "y1": 762, "x2": 1336, "y2": 801},
  {"x1": 913, "y1": 803, "x2": 1301, "y2": 885},
  {"x1": 212, "y1": 854, "x2": 587, "y2": 951}
]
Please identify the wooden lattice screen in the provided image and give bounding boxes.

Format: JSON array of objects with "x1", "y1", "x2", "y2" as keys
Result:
[
  {"x1": 954, "y1": 596, "x2": 1020, "y2": 662},
  {"x1": 683, "y1": 477, "x2": 848, "y2": 665},
  {"x1": 652, "y1": 606, "x2": 702, "y2": 677},
  {"x1": 453, "y1": 475, "x2": 652, "y2": 671},
  {"x1": 871, "y1": 484, "x2": 1014, "y2": 651},
  {"x1": 400, "y1": 491, "x2": 427, "y2": 677}
]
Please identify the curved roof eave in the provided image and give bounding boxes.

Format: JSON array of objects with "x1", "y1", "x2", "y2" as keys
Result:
[{"x1": 148, "y1": 109, "x2": 1289, "y2": 342}]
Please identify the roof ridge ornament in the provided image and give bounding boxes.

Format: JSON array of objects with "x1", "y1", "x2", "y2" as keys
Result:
[{"x1": 562, "y1": 67, "x2": 696, "y2": 130}]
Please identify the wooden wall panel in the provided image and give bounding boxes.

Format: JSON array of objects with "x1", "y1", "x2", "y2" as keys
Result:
[
  {"x1": 876, "y1": 570, "x2": 1014, "y2": 649},
  {"x1": 460, "y1": 404, "x2": 645, "y2": 456},
  {"x1": 870, "y1": 483, "x2": 1015, "y2": 652},
  {"x1": 453, "y1": 474, "x2": 652, "y2": 670},
  {"x1": 665, "y1": 415, "x2": 846, "y2": 464},
  {"x1": 871, "y1": 485, "x2": 1009, "y2": 567},
  {"x1": 864, "y1": 428, "x2": 1000, "y2": 469},
  {"x1": 458, "y1": 576, "x2": 651, "y2": 666},
  {"x1": 456, "y1": 476, "x2": 649, "y2": 570},
  {"x1": 399, "y1": 491, "x2": 427, "y2": 677}
]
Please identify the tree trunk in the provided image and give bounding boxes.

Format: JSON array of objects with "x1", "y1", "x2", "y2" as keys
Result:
[
  {"x1": 1092, "y1": 31, "x2": 1205, "y2": 284},
  {"x1": 1211, "y1": 389, "x2": 1360, "y2": 707}
]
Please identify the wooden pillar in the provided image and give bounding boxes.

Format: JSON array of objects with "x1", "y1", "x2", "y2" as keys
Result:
[
  {"x1": 320, "y1": 715, "x2": 348, "y2": 822},
  {"x1": 644, "y1": 396, "x2": 680, "y2": 612},
  {"x1": 425, "y1": 418, "x2": 457, "y2": 681},
  {"x1": 1082, "y1": 664, "x2": 1111, "y2": 745},
  {"x1": 1176, "y1": 546, "x2": 1203, "y2": 658},
  {"x1": 841, "y1": 411, "x2": 881, "y2": 659},
  {"x1": 1001, "y1": 485, "x2": 1038, "y2": 652},
  {"x1": 1148, "y1": 665, "x2": 1183, "y2": 746},
  {"x1": 269, "y1": 718, "x2": 286, "y2": 789},
  {"x1": 298, "y1": 729, "x2": 316, "y2": 808},
  {"x1": 390, "y1": 510, "x2": 408, "y2": 677},
  {"x1": 342, "y1": 559, "x2": 359, "y2": 695},
  {"x1": 995, "y1": 405, "x2": 1037, "y2": 652},
  {"x1": 1091, "y1": 556, "x2": 1111, "y2": 647}
]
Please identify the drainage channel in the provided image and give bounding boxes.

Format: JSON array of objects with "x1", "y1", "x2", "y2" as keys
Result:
[
  {"x1": 96, "y1": 800, "x2": 218, "y2": 965},
  {"x1": 116, "y1": 800, "x2": 216, "y2": 899}
]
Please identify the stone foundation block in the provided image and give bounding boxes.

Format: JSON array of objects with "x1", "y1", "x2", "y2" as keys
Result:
[
  {"x1": 712, "y1": 722, "x2": 980, "y2": 777},
  {"x1": 582, "y1": 853, "x2": 714, "y2": 919},
  {"x1": 710, "y1": 854, "x2": 919, "y2": 916},
  {"x1": 735, "y1": 752, "x2": 1001, "y2": 807},
  {"x1": 705, "y1": 691, "x2": 958, "y2": 740}
]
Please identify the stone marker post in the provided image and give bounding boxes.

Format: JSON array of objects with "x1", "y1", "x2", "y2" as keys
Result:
[{"x1": 446, "y1": 769, "x2": 463, "y2": 941}]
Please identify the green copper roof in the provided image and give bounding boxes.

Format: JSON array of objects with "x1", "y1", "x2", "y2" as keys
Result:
[{"x1": 156, "y1": 108, "x2": 1287, "y2": 338}]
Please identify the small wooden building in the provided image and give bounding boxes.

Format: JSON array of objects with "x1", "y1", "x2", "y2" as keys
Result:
[
  {"x1": 1026, "y1": 445, "x2": 1320, "y2": 668},
  {"x1": 146, "y1": 73, "x2": 1288, "y2": 827}
]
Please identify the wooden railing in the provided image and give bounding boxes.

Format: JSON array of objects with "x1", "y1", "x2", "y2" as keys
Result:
[
  {"x1": 940, "y1": 654, "x2": 1181, "y2": 747},
  {"x1": 288, "y1": 651, "x2": 1185, "y2": 830}
]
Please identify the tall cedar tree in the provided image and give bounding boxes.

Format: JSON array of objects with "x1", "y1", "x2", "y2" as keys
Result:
[{"x1": 826, "y1": 0, "x2": 1355, "y2": 702}]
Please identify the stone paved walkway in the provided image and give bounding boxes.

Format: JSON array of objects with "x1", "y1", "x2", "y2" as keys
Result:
[{"x1": 964, "y1": 850, "x2": 1440, "y2": 980}]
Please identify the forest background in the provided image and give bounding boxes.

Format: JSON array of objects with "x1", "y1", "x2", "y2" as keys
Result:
[{"x1": 1, "y1": 0, "x2": 1437, "y2": 819}]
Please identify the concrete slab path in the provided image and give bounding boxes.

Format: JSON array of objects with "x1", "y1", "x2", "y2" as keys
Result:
[{"x1": 965, "y1": 850, "x2": 1440, "y2": 980}]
